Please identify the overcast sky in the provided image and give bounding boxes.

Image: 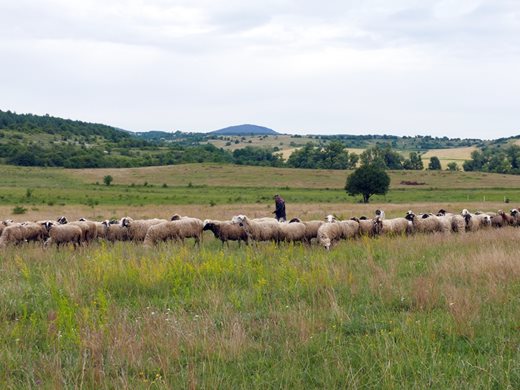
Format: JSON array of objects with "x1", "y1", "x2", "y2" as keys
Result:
[{"x1": 0, "y1": 0, "x2": 519, "y2": 138}]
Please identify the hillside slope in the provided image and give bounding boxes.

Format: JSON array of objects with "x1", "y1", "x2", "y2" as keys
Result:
[{"x1": 208, "y1": 124, "x2": 280, "y2": 136}]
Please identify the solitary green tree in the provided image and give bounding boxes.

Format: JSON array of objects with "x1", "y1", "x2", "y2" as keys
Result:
[
  {"x1": 428, "y1": 156, "x2": 442, "y2": 170},
  {"x1": 345, "y1": 164, "x2": 390, "y2": 203},
  {"x1": 103, "y1": 175, "x2": 113, "y2": 186}
]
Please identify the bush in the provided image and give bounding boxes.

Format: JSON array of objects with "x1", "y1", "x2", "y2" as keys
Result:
[{"x1": 12, "y1": 205, "x2": 27, "y2": 215}]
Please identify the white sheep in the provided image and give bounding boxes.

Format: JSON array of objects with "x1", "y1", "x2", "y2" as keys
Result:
[
  {"x1": 278, "y1": 220, "x2": 307, "y2": 243},
  {"x1": 436, "y1": 210, "x2": 466, "y2": 233},
  {"x1": 102, "y1": 220, "x2": 129, "y2": 242},
  {"x1": 121, "y1": 217, "x2": 168, "y2": 241},
  {"x1": 351, "y1": 217, "x2": 374, "y2": 236},
  {"x1": 405, "y1": 211, "x2": 447, "y2": 234},
  {"x1": 57, "y1": 216, "x2": 97, "y2": 243},
  {"x1": 462, "y1": 209, "x2": 491, "y2": 232},
  {"x1": 0, "y1": 223, "x2": 25, "y2": 247},
  {"x1": 510, "y1": 209, "x2": 520, "y2": 226},
  {"x1": 372, "y1": 217, "x2": 411, "y2": 236},
  {"x1": 317, "y1": 218, "x2": 359, "y2": 250},
  {"x1": 0, "y1": 222, "x2": 49, "y2": 247},
  {"x1": 79, "y1": 218, "x2": 107, "y2": 240},
  {"x1": 143, "y1": 217, "x2": 203, "y2": 246},
  {"x1": 231, "y1": 215, "x2": 281, "y2": 243},
  {"x1": 203, "y1": 219, "x2": 249, "y2": 247},
  {"x1": 0, "y1": 219, "x2": 14, "y2": 236},
  {"x1": 42, "y1": 221, "x2": 82, "y2": 247},
  {"x1": 289, "y1": 218, "x2": 324, "y2": 243}
]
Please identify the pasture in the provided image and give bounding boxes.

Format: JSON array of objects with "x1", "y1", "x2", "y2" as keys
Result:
[{"x1": 1, "y1": 163, "x2": 519, "y2": 388}]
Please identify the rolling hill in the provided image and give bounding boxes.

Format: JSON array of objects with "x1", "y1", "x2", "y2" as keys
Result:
[{"x1": 208, "y1": 124, "x2": 280, "y2": 136}]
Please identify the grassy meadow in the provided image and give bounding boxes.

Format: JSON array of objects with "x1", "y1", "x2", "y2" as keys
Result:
[
  {"x1": 1, "y1": 228, "x2": 519, "y2": 388},
  {"x1": 2, "y1": 164, "x2": 520, "y2": 214},
  {"x1": 1, "y1": 163, "x2": 520, "y2": 388}
]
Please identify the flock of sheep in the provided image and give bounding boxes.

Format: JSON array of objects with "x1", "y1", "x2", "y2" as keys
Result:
[{"x1": 1, "y1": 207, "x2": 519, "y2": 251}]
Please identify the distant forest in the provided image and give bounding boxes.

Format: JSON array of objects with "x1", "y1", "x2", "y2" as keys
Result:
[{"x1": 1, "y1": 109, "x2": 519, "y2": 173}]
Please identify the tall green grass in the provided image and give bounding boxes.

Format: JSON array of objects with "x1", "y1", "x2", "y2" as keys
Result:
[{"x1": 1, "y1": 229, "x2": 518, "y2": 388}]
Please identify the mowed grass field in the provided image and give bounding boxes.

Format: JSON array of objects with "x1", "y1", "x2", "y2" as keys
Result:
[{"x1": 1, "y1": 163, "x2": 519, "y2": 388}]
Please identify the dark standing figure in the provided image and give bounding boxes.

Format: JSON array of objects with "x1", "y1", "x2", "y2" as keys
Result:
[{"x1": 273, "y1": 194, "x2": 286, "y2": 222}]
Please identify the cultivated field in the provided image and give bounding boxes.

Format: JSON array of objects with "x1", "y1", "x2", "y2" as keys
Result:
[
  {"x1": 421, "y1": 146, "x2": 477, "y2": 169},
  {"x1": 1, "y1": 164, "x2": 519, "y2": 388}
]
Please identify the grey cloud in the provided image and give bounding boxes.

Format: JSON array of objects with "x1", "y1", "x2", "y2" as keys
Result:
[{"x1": 0, "y1": 0, "x2": 519, "y2": 138}]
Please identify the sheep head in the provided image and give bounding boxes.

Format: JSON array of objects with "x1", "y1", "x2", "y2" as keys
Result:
[
  {"x1": 325, "y1": 215, "x2": 337, "y2": 223},
  {"x1": 42, "y1": 221, "x2": 54, "y2": 231},
  {"x1": 437, "y1": 209, "x2": 447, "y2": 216},
  {"x1": 57, "y1": 216, "x2": 68, "y2": 224},
  {"x1": 405, "y1": 211, "x2": 415, "y2": 221},
  {"x1": 202, "y1": 222, "x2": 215, "y2": 231},
  {"x1": 231, "y1": 215, "x2": 247, "y2": 225},
  {"x1": 121, "y1": 217, "x2": 132, "y2": 227}
]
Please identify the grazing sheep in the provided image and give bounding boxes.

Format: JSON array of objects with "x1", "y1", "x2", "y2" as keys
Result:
[
  {"x1": 0, "y1": 219, "x2": 14, "y2": 236},
  {"x1": 0, "y1": 223, "x2": 25, "y2": 247},
  {"x1": 57, "y1": 216, "x2": 97, "y2": 243},
  {"x1": 491, "y1": 210, "x2": 514, "y2": 228},
  {"x1": 22, "y1": 221, "x2": 50, "y2": 243},
  {"x1": 278, "y1": 220, "x2": 307, "y2": 243},
  {"x1": 42, "y1": 221, "x2": 82, "y2": 248},
  {"x1": 297, "y1": 219, "x2": 324, "y2": 243},
  {"x1": 351, "y1": 217, "x2": 374, "y2": 236},
  {"x1": 252, "y1": 217, "x2": 278, "y2": 222},
  {"x1": 317, "y1": 222, "x2": 343, "y2": 250},
  {"x1": 143, "y1": 218, "x2": 204, "y2": 246},
  {"x1": 462, "y1": 209, "x2": 492, "y2": 232},
  {"x1": 405, "y1": 211, "x2": 447, "y2": 234},
  {"x1": 102, "y1": 220, "x2": 129, "y2": 242},
  {"x1": 510, "y1": 209, "x2": 520, "y2": 226},
  {"x1": 0, "y1": 222, "x2": 49, "y2": 247},
  {"x1": 203, "y1": 219, "x2": 248, "y2": 247},
  {"x1": 121, "y1": 217, "x2": 168, "y2": 241},
  {"x1": 231, "y1": 215, "x2": 281, "y2": 243},
  {"x1": 79, "y1": 218, "x2": 107, "y2": 240},
  {"x1": 476, "y1": 211, "x2": 497, "y2": 217},
  {"x1": 436, "y1": 210, "x2": 466, "y2": 233},
  {"x1": 317, "y1": 218, "x2": 359, "y2": 250},
  {"x1": 372, "y1": 217, "x2": 411, "y2": 236}
]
